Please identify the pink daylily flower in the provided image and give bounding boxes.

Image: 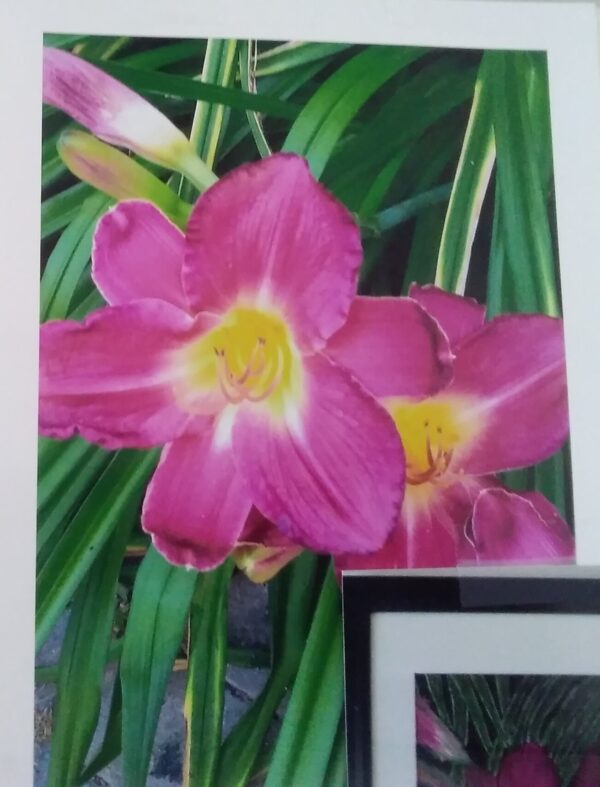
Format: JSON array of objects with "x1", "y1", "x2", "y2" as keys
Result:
[
  {"x1": 466, "y1": 744, "x2": 600, "y2": 787},
  {"x1": 39, "y1": 155, "x2": 454, "y2": 570},
  {"x1": 43, "y1": 47, "x2": 216, "y2": 190},
  {"x1": 332, "y1": 285, "x2": 574, "y2": 571}
]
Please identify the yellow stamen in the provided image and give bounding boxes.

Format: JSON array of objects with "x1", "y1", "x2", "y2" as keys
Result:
[{"x1": 174, "y1": 305, "x2": 302, "y2": 417}]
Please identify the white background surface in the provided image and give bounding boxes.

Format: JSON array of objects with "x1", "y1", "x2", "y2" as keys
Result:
[
  {"x1": 1, "y1": 1, "x2": 600, "y2": 784},
  {"x1": 372, "y1": 610, "x2": 600, "y2": 786}
]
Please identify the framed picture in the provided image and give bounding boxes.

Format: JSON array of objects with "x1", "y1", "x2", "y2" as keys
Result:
[
  {"x1": 2, "y1": 0, "x2": 600, "y2": 784},
  {"x1": 343, "y1": 571, "x2": 600, "y2": 786}
]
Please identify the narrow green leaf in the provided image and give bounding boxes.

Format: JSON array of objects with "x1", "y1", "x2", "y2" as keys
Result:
[
  {"x1": 188, "y1": 39, "x2": 238, "y2": 173},
  {"x1": 373, "y1": 184, "x2": 451, "y2": 233},
  {"x1": 78, "y1": 666, "x2": 123, "y2": 784},
  {"x1": 448, "y1": 676, "x2": 493, "y2": 752},
  {"x1": 283, "y1": 46, "x2": 426, "y2": 178},
  {"x1": 88, "y1": 58, "x2": 299, "y2": 120},
  {"x1": 42, "y1": 183, "x2": 93, "y2": 239},
  {"x1": 68, "y1": 289, "x2": 106, "y2": 320},
  {"x1": 486, "y1": 50, "x2": 559, "y2": 316},
  {"x1": 435, "y1": 56, "x2": 495, "y2": 294},
  {"x1": 37, "y1": 443, "x2": 112, "y2": 557},
  {"x1": 119, "y1": 40, "x2": 204, "y2": 70},
  {"x1": 36, "y1": 449, "x2": 157, "y2": 651},
  {"x1": 41, "y1": 191, "x2": 111, "y2": 321},
  {"x1": 43, "y1": 34, "x2": 89, "y2": 49},
  {"x1": 37, "y1": 436, "x2": 96, "y2": 511},
  {"x1": 265, "y1": 569, "x2": 343, "y2": 787},
  {"x1": 322, "y1": 718, "x2": 347, "y2": 787},
  {"x1": 256, "y1": 41, "x2": 351, "y2": 77},
  {"x1": 46, "y1": 510, "x2": 133, "y2": 786},
  {"x1": 121, "y1": 547, "x2": 197, "y2": 787},
  {"x1": 217, "y1": 553, "x2": 320, "y2": 787},
  {"x1": 239, "y1": 41, "x2": 272, "y2": 158},
  {"x1": 183, "y1": 561, "x2": 233, "y2": 787}
]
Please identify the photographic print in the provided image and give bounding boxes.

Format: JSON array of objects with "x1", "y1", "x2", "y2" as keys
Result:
[
  {"x1": 344, "y1": 574, "x2": 600, "y2": 787},
  {"x1": 416, "y1": 673, "x2": 600, "y2": 787},
  {"x1": 33, "y1": 14, "x2": 596, "y2": 785}
]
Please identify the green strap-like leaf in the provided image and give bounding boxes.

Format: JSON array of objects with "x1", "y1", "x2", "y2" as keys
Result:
[
  {"x1": 435, "y1": 55, "x2": 495, "y2": 294},
  {"x1": 36, "y1": 449, "x2": 157, "y2": 651},
  {"x1": 239, "y1": 41, "x2": 272, "y2": 158},
  {"x1": 189, "y1": 39, "x2": 238, "y2": 171},
  {"x1": 78, "y1": 665, "x2": 123, "y2": 784},
  {"x1": 120, "y1": 547, "x2": 197, "y2": 787},
  {"x1": 40, "y1": 191, "x2": 111, "y2": 321},
  {"x1": 265, "y1": 569, "x2": 344, "y2": 787},
  {"x1": 216, "y1": 552, "x2": 320, "y2": 787},
  {"x1": 46, "y1": 509, "x2": 133, "y2": 786},
  {"x1": 283, "y1": 46, "x2": 426, "y2": 178},
  {"x1": 486, "y1": 50, "x2": 559, "y2": 316},
  {"x1": 89, "y1": 58, "x2": 299, "y2": 120},
  {"x1": 183, "y1": 561, "x2": 233, "y2": 787},
  {"x1": 256, "y1": 41, "x2": 351, "y2": 77}
]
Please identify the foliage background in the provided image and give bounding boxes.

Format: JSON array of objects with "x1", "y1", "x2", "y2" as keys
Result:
[
  {"x1": 38, "y1": 35, "x2": 573, "y2": 785},
  {"x1": 417, "y1": 674, "x2": 600, "y2": 786}
]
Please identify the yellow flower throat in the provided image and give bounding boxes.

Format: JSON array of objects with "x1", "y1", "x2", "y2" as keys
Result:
[
  {"x1": 386, "y1": 397, "x2": 476, "y2": 487},
  {"x1": 179, "y1": 306, "x2": 299, "y2": 411}
]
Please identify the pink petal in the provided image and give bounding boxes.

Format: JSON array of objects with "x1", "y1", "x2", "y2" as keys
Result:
[
  {"x1": 325, "y1": 296, "x2": 453, "y2": 398},
  {"x1": 238, "y1": 508, "x2": 300, "y2": 549},
  {"x1": 183, "y1": 154, "x2": 362, "y2": 351},
  {"x1": 449, "y1": 315, "x2": 568, "y2": 473},
  {"x1": 416, "y1": 695, "x2": 469, "y2": 762},
  {"x1": 570, "y1": 752, "x2": 600, "y2": 787},
  {"x1": 470, "y1": 488, "x2": 574, "y2": 564},
  {"x1": 142, "y1": 430, "x2": 252, "y2": 570},
  {"x1": 43, "y1": 47, "x2": 194, "y2": 170},
  {"x1": 39, "y1": 301, "x2": 199, "y2": 449},
  {"x1": 92, "y1": 201, "x2": 188, "y2": 310},
  {"x1": 233, "y1": 354, "x2": 405, "y2": 555},
  {"x1": 465, "y1": 766, "x2": 497, "y2": 787},
  {"x1": 337, "y1": 478, "x2": 487, "y2": 571},
  {"x1": 498, "y1": 744, "x2": 559, "y2": 787},
  {"x1": 409, "y1": 284, "x2": 485, "y2": 349}
]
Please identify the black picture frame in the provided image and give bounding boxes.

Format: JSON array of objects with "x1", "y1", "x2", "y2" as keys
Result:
[{"x1": 342, "y1": 573, "x2": 600, "y2": 787}]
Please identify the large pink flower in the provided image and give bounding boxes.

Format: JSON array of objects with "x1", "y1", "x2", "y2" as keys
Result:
[
  {"x1": 39, "y1": 155, "x2": 453, "y2": 569},
  {"x1": 332, "y1": 285, "x2": 574, "y2": 570}
]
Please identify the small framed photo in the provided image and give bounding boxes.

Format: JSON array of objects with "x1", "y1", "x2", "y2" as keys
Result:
[{"x1": 343, "y1": 571, "x2": 600, "y2": 786}]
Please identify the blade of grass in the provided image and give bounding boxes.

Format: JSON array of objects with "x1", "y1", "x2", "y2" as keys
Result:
[
  {"x1": 265, "y1": 569, "x2": 343, "y2": 787},
  {"x1": 46, "y1": 507, "x2": 134, "y2": 786},
  {"x1": 120, "y1": 547, "x2": 197, "y2": 787},
  {"x1": 36, "y1": 449, "x2": 157, "y2": 651},
  {"x1": 435, "y1": 56, "x2": 495, "y2": 294},
  {"x1": 183, "y1": 561, "x2": 233, "y2": 787}
]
